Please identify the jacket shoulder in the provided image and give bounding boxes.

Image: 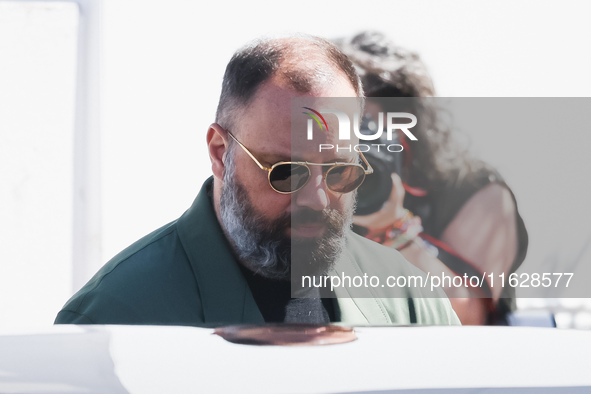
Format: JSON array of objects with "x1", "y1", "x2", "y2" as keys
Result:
[{"x1": 56, "y1": 221, "x2": 204, "y2": 325}]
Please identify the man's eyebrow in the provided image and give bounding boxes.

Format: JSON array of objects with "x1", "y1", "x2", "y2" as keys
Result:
[
  {"x1": 331, "y1": 155, "x2": 358, "y2": 163},
  {"x1": 281, "y1": 156, "x2": 359, "y2": 164},
  {"x1": 256, "y1": 152, "x2": 291, "y2": 166},
  {"x1": 256, "y1": 151, "x2": 359, "y2": 165}
]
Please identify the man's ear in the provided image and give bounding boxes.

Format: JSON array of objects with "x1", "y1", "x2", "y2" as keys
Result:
[{"x1": 207, "y1": 123, "x2": 228, "y2": 180}]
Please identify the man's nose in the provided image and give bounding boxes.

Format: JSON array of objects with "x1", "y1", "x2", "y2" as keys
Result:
[{"x1": 293, "y1": 167, "x2": 329, "y2": 211}]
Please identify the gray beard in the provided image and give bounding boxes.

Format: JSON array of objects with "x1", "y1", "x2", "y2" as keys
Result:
[{"x1": 219, "y1": 150, "x2": 354, "y2": 281}]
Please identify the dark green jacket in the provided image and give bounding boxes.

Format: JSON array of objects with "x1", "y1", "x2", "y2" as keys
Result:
[{"x1": 56, "y1": 178, "x2": 459, "y2": 326}]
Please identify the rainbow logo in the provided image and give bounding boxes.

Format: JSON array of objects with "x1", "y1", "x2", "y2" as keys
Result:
[{"x1": 302, "y1": 107, "x2": 329, "y2": 131}]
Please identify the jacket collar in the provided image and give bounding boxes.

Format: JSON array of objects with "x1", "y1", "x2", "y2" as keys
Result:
[{"x1": 332, "y1": 239, "x2": 393, "y2": 325}]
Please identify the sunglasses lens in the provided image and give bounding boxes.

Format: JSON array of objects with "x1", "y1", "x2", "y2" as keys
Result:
[
  {"x1": 269, "y1": 164, "x2": 310, "y2": 193},
  {"x1": 326, "y1": 165, "x2": 366, "y2": 193}
]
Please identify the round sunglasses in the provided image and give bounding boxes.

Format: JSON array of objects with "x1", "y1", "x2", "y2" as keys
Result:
[{"x1": 227, "y1": 131, "x2": 373, "y2": 194}]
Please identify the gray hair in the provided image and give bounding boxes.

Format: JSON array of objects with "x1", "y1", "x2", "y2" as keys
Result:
[{"x1": 219, "y1": 142, "x2": 290, "y2": 279}]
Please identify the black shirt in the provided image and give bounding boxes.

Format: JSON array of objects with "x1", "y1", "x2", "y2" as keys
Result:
[{"x1": 239, "y1": 265, "x2": 336, "y2": 323}]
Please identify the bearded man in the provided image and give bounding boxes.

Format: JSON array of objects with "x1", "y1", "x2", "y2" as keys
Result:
[{"x1": 56, "y1": 35, "x2": 459, "y2": 326}]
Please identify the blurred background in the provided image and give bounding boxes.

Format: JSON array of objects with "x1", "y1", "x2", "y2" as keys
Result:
[{"x1": 1, "y1": 0, "x2": 590, "y2": 330}]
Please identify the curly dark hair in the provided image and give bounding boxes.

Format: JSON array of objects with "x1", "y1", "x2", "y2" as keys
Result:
[{"x1": 334, "y1": 31, "x2": 482, "y2": 189}]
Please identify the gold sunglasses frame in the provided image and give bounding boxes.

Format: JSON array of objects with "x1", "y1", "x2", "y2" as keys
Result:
[{"x1": 226, "y1": 130, "x2": 373, "y2": 194}]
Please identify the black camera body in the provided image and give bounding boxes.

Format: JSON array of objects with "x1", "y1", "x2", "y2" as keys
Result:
[{"x1": 355, "y1": 117, "x2": 403, "y2": 216}]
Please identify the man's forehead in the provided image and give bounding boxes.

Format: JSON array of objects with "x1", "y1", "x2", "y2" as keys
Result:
[
  {"x1": 235, "y1": 71, "x2": 360, "y2": 161},
  {"x1": 238, "y1": 74, "x2": 357, "y2": 129},
  {"x1": 249, "y1": 73, "x2": 353, "y2": 108}
]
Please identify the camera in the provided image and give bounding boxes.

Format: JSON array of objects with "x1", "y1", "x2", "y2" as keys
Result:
[{"x1": 355, "y1": 116, "x2": 403, "y2": 216}]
